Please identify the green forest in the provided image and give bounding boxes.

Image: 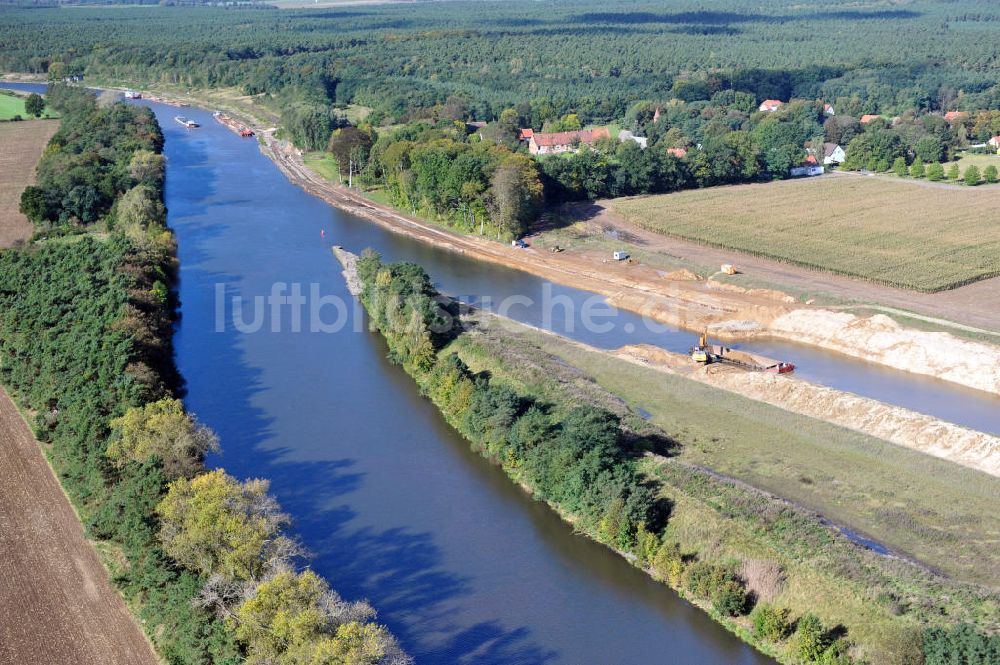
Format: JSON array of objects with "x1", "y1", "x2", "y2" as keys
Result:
[
  {"x1": 7, "y1": 1, "x2": 1000, "y2": 236},
  {"x1": 5, "y1": 0, "x2": 1000, "y2": 122},
  {"x1": 2, "y1": 86, "x2": 407, "y2": 665}
]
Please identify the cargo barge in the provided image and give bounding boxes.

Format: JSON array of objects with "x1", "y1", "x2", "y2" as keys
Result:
[
  {"x1": 691, "y1": 332, "x2": 795, "y2": 373},
  {"x1": 174, "y1": 116, "x2": 199, "y2": 128},
  {"x1": 212, "y1": 111, "x2": 255, "y2": 137}
]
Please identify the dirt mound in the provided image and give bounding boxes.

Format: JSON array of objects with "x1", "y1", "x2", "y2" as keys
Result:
[
  {"x1": 618, "y1": 343, "x2": 1000, "y2": 476},
  {"x1": 664, "y1": 268, "x2": 701, "y2": 281},
  {"x1": 706, "y1": 279, "x2": 797, "y2": 303},
  {"x1": 768, "y1": 310, "x2": 1000, "y2": 396}
]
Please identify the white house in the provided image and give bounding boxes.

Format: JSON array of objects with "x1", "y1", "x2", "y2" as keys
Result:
[
  {"x1": 618, "y1": 130, "x2": 648, "y2": 149},
  {"x1": 823, "y1": 103, "x2": 835, "y2": 116},
  {"x1": 823, "y1": 143, "x2": 846, "y2": 165}
]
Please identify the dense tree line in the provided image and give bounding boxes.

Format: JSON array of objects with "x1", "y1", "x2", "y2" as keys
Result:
[
  {"x1": 20, "y1": 83, "x2": 164, "y2": 231},
  {"x1": 1, "y1": 90, "x2": 407, "y2": 664},
  {"x1": 356, "y1": 121, "x2": 543, "y2": 238},
  {"x1": 6, "y1": 1, "x2": 1000, "y2": 124},
  {"x1": 923, "y1": 624, "x2": 1000, "y2": 665}
]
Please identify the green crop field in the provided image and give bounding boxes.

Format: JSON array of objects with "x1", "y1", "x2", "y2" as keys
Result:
[
  {"x1": 0, "y1": 92, "x2": 58, "y2": 121},
  {"x1": 609, "y1": 176, "x2": 1000, "y2": 292}
]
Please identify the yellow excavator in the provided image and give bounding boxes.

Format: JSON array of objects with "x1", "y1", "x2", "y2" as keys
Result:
[{"x1": 690, "y1": 330, "x2": 710, "y2": 363}]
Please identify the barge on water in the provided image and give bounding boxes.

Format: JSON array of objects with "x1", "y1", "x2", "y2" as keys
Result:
[
  {"x1": 213, "y1": 111, "x2": 255, "y2": 137},
  {"x1": 174, "y1": 116, "x2": 199, "y2": 128},
  {"x1": 691, "y1": 332, "x2": 795, "y2": 373}
]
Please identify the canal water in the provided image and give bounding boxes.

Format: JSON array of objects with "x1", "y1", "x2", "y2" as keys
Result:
[{"x1": 8, "y1": 82, "x2": 1000, "y2": 662}]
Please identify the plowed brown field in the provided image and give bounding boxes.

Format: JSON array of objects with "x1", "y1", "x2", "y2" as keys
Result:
[
  {"x1": 0, "y1": 389, "x2": 159, "y2": 665},
  {"x1": 0, "y1": 120, "x2": 56, "y2": 247}
]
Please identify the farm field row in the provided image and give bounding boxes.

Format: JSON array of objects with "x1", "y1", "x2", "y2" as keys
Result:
[
  {"x1": 0, "y1": 120, "x2": 58, "y2": 247},
  {"x1": 609, "y1": 177, "x2": 1000, "y2": 292}
]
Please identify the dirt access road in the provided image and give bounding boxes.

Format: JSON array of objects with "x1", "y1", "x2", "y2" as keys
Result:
[
  {"x1": 0, "y1": 389, "x2": 159, "y2": 665},
  {"x1": 0, "y1": 120, "x2": 57, "y2": 248},
  {"x1": 569, "y1": 200, "x2": 1000, "y2": 334}
]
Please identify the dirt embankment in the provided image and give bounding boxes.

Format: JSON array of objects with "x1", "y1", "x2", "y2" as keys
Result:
[
  {"x1": 619, "y1": 344, "x2": 1000, "y2": 477},
  {"x1": 255, "y1": 127, "x2": 1000, "y2": 397},
  {"x1": 770, "y1": 310, "x2": 1000, "y2": 395},
  {"x1": 0, "y1": 389, "x2": 159, "y2": 665}
]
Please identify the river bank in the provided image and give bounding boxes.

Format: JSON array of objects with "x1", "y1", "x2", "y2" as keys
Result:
[
  {"x1": 34, "y1": 79, "x2": 1000, "y2": 397},
  {"x1": 253, "y1": 112, "x2": 1000, "y2": 397},
  {"x1": 334, "y1": 246, "x2": 1000, "y2": 665}
]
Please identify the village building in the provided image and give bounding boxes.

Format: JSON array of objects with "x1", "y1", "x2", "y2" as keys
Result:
[
  {"x1": 823, "y1": 103, "x2": 835, "y2": 115},
  {"x1": 528, "y1": 127, "x2": 610, "y2": 155},
  {"x1": 666, "y1": 147, "x2": 687, "y2": 159},
  {"x1": 517, "y1": 128, "x2": 534, "y2": 142},
  {"x1": 758, "y1": 99, "x2": 783, "y2": 112},
  {"x1": 860, "y1": 114, "x2": 882, "y2": 124},
  {"x1": 822, "y1": 142, "x2": 846, "y2": 165},
  {"x1": 790, "y1": 154, "x2": 824, "y2": 177},
  {"x1": 618, "y1": 129, "x2": 648, "y2": 149},
  {"x1": 944, "y1": 111, "x2": 967, "y2": 123}
]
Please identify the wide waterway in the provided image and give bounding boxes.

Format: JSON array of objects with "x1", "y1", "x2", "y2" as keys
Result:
[{"x1": 8, "y1": 82, "x2": 1000, "y2": 662}]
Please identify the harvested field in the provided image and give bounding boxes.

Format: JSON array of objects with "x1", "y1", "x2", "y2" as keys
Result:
[
  {"x1": 0, "y1": 388, "x2": 158, "y2": 665},
  {"x1": 0, "y1": 120, "x2": 56, "y2": 247},
  {"x1": 609, "y1": 176, "x2": 1000, "y2": 292}
]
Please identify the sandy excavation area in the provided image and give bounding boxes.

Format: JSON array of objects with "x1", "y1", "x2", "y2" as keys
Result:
[{"x1": 0, "y1": 389, "x2": 159, "y2": 665}]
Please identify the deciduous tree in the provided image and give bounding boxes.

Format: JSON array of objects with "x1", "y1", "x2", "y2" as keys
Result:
[
  {"x1": 157, "y1": 469, "x2": 297, "y2": 582},
  {"x1": 108, "y1": 398, "x2": 218, "y2": 479}
]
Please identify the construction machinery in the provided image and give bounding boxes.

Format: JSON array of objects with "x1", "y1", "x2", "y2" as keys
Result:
[{"x1": 690, "y1": 330, "x2": 795, "y2": 373}]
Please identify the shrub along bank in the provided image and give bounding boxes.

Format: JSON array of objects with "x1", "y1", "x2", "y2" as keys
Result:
[
  {"x1": 2, "y1": 85, "x2": 407, "y2": 665},
  {"x1": 352, "y1": 249, "x2": 1000, "y2": 665}
]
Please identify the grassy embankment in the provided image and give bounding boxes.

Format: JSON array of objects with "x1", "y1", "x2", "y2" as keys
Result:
[
  {"x1": 451, "y1": 314, "x2": 1000, "y2": 664},
  {"x1": 349, "y1": 249, "x2": 999, "y2": 665},
  {"x1": 458, "y1": 318, "x2": 1000, "y2": 587},
  {"x1": 949, "y1": 152, "x2": 1000, "y2": 173},
  {"x1": 609, "y1": 177, "x2": 1000, "y2": 292}
]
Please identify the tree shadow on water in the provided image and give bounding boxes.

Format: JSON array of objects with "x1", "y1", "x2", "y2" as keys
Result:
[{"x1": 258, "y1": 455, "x2": 558, "y2": 665}]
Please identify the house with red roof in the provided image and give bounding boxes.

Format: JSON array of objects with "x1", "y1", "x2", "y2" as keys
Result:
[
  {"x1": 823, "y1": 103, "x2": 835, "y2": 116},
  {"x1": 944, "y1": 111, "x2": 967, "y2": 123},
  {"x1": 517, "y1": 128, "x2": 534, "y2": 141},
  {"x1": 758, "y1": 99, "x2": 783, "y2": 112},
  {"x1": 528, "y1": 127, "x2": 610, "y2": 155},
  {"x1": 666, "y1": 147, "x2": 687, "y2": 159},
  {"x1": 860, "y1": 114, "x2": 882, "y2": 124}
]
